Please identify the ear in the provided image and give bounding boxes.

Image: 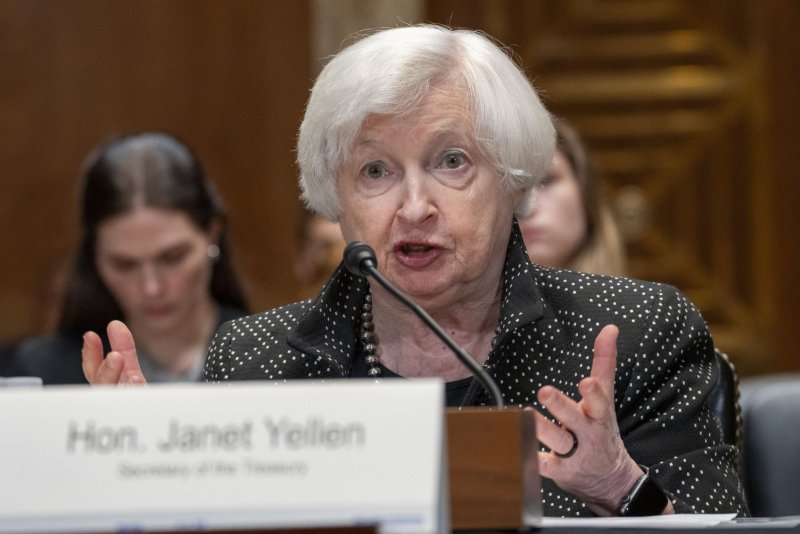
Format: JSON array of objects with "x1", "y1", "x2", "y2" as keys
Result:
[
  {"x1": 207, "y1": 217, "x2": 224, "y2": 246},
  {"x1": 511, "y1": 187, "x2": 528, "y2": 213}
]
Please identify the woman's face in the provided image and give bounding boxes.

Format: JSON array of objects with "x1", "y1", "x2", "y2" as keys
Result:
[
  {"x1": 519, "y1": 151, "x2": 588, "y2": 269},
  {"x1": 337, "y1": 87, "x2": 521, "y2": 310},
  {"x1": 294, "y1": 216, "x2": 346, "y2": 289},
  {"x1": 95, "y1": 207, "x2": 217, "y2": 335}
]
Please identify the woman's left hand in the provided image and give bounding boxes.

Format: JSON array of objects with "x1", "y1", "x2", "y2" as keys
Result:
[
  {"x1": 532, "y1": 324, "x2": 654, "y2": 516},
  {"x1": 82, "y1": 320, "x2": 147, "y2": 386}
]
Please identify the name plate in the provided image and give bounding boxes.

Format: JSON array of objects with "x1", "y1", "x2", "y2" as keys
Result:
[{"x1": 0, "y1": 380, "x2": 447, "y2": 533}]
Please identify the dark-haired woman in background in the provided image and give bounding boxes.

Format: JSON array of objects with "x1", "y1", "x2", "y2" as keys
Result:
[{"x1": 8, "y1": 132, "x2": 248, "y2": 384}]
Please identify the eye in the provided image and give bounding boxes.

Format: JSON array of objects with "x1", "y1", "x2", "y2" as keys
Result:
[
  {"x1": 159, "y1": 245, "x2": 191, "y2": 266},
  {"x1": 539, "y1": 172, "x2": 555, "y2": 187},
  {"x1": 441, "y1": 150, "x2": 466, "y2": 170},
  {"x1": 108, "y1": 258, "x2": 137, "y2": 272},
  {"x1": 362, "y1": 161, "x2": 388, "y2": 180}
]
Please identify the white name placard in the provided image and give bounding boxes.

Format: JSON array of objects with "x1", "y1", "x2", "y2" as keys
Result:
[{"x1": 0, "y1": 380, "x2": 447, "y2": 533}]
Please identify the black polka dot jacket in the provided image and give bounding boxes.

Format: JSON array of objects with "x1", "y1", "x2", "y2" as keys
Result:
[{"x1": 205, "y1": 224, "x2": 749, "y2": 517}]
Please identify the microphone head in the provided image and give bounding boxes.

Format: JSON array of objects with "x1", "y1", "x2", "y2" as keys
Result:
[{"x1": 343, "y1": 241, "x2": 377, "y2": 277}]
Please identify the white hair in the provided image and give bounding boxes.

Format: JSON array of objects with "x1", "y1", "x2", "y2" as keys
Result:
[{"x1": 297, "y1": 24, "x2": 555, "y2": 220}]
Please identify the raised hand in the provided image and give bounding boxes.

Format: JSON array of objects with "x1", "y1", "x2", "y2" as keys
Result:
[
  {"x1": 81, "y1": 320, "x2": 147, "y2": 386},
  {"x1": 532, "y1": 324, "x2": 666, "y2": 516}
]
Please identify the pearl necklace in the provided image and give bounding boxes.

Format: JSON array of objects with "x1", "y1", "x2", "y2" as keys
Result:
[
  {"x1": 358, "y1": 289, "x2": 502, "y2": 379},
  {"x1": 359, "y1": 291, "x2": 382, "y2": 377}
]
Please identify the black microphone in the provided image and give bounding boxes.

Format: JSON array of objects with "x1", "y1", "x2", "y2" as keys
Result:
[{"x1": 343, "y1": 241, "x2": 505, "y2": 409}]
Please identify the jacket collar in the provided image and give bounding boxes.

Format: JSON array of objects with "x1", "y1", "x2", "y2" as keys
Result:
[
  {"x1": 287, "y1": 219, "x2": 546, "y2": 375},
  {"x1": 494, "y1": 219, "x2": 546, "y2": 348}
]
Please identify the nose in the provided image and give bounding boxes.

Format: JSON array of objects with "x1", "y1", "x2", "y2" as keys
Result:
[
  {"x1": 396, "y1": 169, "x2": 435, "y2": 224},
  {"x1": 139, "y1": 264, "x2": 165, "y2": 297}
]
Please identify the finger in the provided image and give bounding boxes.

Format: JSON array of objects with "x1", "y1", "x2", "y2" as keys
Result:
[
  {"x1": 93, "y1": 351, "x2": 125, "y2": 385},
  {"x1": 578, "y1": 377, "x2": 613, "y2": 420},
  {"x1": 590, "y1": 324, "x2": 618, "y2": 395},
  {"x1": 124, "y1": 373, "x2": 146, "y2": 386},
  {"x1": 537, "y1": 385, "x2": 582, "y2": 428},
  {"x1": 534, "y1": 410, "x2": 577, "y2": 457},
  {"x1": 106, "y1": 320, "x2": 145, "y2": 383},
  {"x1": 81, "y1": 331, "x2": 104, "y2": 384},
  {"x1": 537, "y1": 450, "x2": 556, "y2": 479},
  {"x1": 580, "y1": 325, "x2": 619, "y2": 420}
]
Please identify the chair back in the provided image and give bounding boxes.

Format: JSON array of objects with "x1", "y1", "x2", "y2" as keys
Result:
[
  {"x1": 739, "y1": 374, "x2": 800, "y2": 517},
  {"x1": 708, "y1": 349, "x2": 743, "y2": 454}
]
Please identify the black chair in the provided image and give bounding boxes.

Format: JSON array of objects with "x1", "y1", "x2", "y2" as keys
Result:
[
  {"x1": 739, "y1": 373, "x2": 800, "y2": 517},
  {"x1": 708, "y1": 349, "x2": 743, "y2": 455},
  {"x1": 0, "y1": 340, "x2": 20, "y2": 377}
]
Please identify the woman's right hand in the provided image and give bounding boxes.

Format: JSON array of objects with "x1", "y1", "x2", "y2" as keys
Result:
[{"x1": 81, "y1": 320, "x2": 147, "y2": 385}]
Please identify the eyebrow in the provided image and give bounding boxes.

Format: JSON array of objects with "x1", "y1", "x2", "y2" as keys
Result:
[
  {"x1": 103, "y1": 242, "x2": 192, "y2": 263},
  {"x1": 354, "y1": 121, "x2": 474, "y2": 151}
]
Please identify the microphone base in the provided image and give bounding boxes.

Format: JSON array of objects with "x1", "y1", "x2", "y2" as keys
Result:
[{"x1": 446, "y1": 407, "x2": 541, "y2": 529}]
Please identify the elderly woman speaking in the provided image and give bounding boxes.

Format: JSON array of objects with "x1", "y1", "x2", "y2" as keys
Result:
[{"x1": 83, "y1": 25, "x2": 747, "y2": 517}]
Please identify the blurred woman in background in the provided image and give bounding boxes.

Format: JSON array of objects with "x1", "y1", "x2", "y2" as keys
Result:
[
  {"x1": 519, "y1": 120, "x2": 627, "y2": 276},
  {"x1": 8, "y1": 132, "x2": 248, "y2": 384},
  {"x1": 293, "y1": 208, "x2": 346, "y2": 300}
]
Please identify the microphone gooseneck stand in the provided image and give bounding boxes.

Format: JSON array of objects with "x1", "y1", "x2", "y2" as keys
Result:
[{"x1": 343, "y1": 241, "x2": 505, "y2": 409}]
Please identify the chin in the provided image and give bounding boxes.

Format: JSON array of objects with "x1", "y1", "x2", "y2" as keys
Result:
[
  {"x1": 399, "y1": 280, "x2": 460, "y2": 306},
  {"x1": 141, "y1": 313, "x2": 179, "y2": 333},
  {"x1": 527, "y1": 248, "x2": 550, "y2": 264}
]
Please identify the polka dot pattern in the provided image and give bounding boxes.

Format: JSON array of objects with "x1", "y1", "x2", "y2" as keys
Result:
[{"x1": 204, "y1": 223, "x2": 748, "y2": 517}]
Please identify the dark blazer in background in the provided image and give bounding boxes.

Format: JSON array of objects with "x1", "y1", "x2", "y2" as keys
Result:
[{"x1": 8, "y1": 305, "x2": 244, "y2": 385}]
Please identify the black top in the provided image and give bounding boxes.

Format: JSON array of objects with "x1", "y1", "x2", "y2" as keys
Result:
[
  {"x1": 349, "y1": 354, "x2": 473, "y2": 406},
  {"x1": 7, "y1": 305, "x2": 244, "y2": 385},
  {"x1": 204, "y1": 221, "x2": 748, "y2": 517}
]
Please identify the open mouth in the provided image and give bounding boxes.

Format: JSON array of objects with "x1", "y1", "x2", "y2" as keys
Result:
[
  {"x1": 394, "y1": 242, "x2": 442, "y2": 268},
  {"x1": 400, "y1": 243, "x2": 434, "y2": 254}
]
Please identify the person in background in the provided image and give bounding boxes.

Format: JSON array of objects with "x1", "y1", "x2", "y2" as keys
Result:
[
  {"x1": 8, "y1": 132, "x2": 248, "y2": 384},
  {"x1": 519, "y1": 120, "x2": 627, "y2": 276},
  {"x1": 0, "y1": 253, "x2": 70, "y2": 379},
  {"x1": 0, "y1": 344, "x2": 17, "y2": 377},
  {"x1": 293, "y1": 209, "x2": 346, "y2": 300},
  {"x1": 84, "y1": 26, "x2": 747, "y2": 517}
]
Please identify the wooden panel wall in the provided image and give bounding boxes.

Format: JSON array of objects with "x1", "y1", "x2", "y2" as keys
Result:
[
  {"x1": 0, "y1": 0, "x2": 311, "y2": 340},
  {"x1": 3, "y1": 0, "x2": 798, "y2": 376},
  {"x1": 426, "y1": 0, "x2": 800, "y2": 375},
  {"x1": 762, "y1": 0, "x2": 800, "y2": 373}
]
